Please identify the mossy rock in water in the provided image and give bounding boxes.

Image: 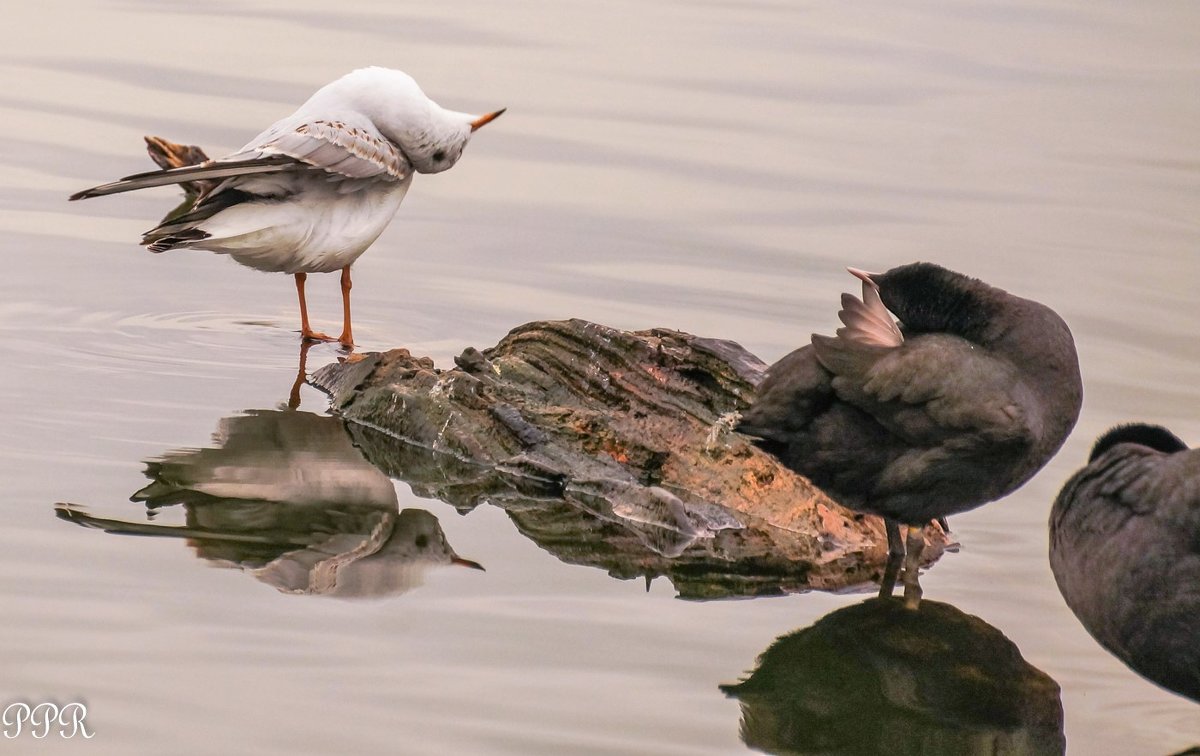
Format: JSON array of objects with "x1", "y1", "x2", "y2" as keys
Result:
[
  {"x1": 721, "y1": 598, "x2": 1065, "y2": 754},
  {"x1": 312, "y1": 319, "x2": 949, "y2": 598}
]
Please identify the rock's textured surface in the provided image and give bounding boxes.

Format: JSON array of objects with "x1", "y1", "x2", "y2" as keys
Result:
[{"x1": 312, "y1": 319, "x2": 947, "y2": 598}]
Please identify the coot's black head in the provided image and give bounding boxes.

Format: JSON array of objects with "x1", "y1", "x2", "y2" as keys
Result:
[
  {"x1": 865, "y1": 262, "x2": 999, "y2": 342},
  {"x1": 1088, "y1": 423, "x2": 1188, "y2": 462}
]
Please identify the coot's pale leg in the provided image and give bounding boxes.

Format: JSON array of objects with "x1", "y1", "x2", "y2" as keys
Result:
[
  {"x1": 902, "y1": 526, "x2": 925, "y2": 609},
  {"x1": 879, "y1": 518, "x2": 904, "y2": 598}
]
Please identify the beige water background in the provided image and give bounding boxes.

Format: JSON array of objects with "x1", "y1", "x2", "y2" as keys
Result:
[{"x1": 1, "y1": 0, "x2": 1198, "y2": 753}]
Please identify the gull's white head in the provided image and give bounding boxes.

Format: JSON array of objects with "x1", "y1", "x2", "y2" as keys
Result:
[{"x1": 307, "y1": 67, "x2": 504, "y2": 175}]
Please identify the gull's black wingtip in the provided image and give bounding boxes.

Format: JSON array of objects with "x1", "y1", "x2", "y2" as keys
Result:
[{"x1": 68, "y1": 188, "x2": 93, "y2": 201}]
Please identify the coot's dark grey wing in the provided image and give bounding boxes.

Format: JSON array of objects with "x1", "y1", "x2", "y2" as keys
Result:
[
  {"x1": 737, "y1": 283, "x2": 897, "y2": 443},
  {"x1": 1050, "y1": 445, "x2": 1200, "y2": 702},
  {"x1": 1054, "y1": 447, "x2": 1200, "y2": 556},
  {"x1": 736, "y1": 345, "x2": 833, "y2": 445},
  {"x1": 812, "y1": 332, "x2": 1032, "y2": 448},
  {"x1": 1142, "y1": 450, "x2": 1200, "y2": 536},
  {"x1": 811, "y1": 331, "x2": 1036, "y2": 501}
]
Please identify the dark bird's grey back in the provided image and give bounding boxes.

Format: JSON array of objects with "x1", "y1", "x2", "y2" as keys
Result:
[
  {"x1": 1050, "y1": 425, "x2": 1200, "y2": 702},
  {"x1": 738, "y1": 263, "x2": 1083, "y2": 525}
]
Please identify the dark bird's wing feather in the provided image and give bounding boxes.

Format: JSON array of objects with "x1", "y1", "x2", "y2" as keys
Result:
[
  {"x1": 737, "y1": 345, "x2": 833, "y2": 445},
  {"x1": 808, "y1": 330, "x2": 1035, "y2": 503},
  {"x1": 813, "y1": 332, "x2": 1032, "y2": 447},
  {"x1": 834, "y1": 283, "x2": 903, "y2": 347},
  {"x1": 1080, "y1": 449, "x2": 1200, "y2": 538},
  {"x1": 743, "y1": 282, "x2": 1041, "y2": 513},
  {"x1": 738, "y1": 282, "x2": 898, "y2": 443},
  {"x1": 1050, "y1": 446, "x2": 1200, "y2": 701}
]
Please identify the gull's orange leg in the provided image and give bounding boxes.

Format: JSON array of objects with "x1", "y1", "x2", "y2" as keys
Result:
[
  {"x1": 337, "y1": 265, "x2": 354, "y2": 347},
  {"x1": 294, "y1": 272, "x2": 332, "y2": 342}
]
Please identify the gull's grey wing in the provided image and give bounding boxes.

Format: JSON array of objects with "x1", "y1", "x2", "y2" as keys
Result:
[
  {"x1": 227, "y1": 114, "x2": 411, "y2": 181},
  {"x1": 70, "y1": 115, "x2": 411, "y2": 201}
]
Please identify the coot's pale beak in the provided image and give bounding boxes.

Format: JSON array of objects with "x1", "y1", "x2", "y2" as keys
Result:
[
  {"x1": 847, "y1": 267, "x2": 880, "y2": 288},
  {"x1": 470, "y1": 109, "x2": 506, "y2": 132}
]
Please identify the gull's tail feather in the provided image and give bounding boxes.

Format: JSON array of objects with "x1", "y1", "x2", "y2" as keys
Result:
[
  {"x1": 141, "y1": 187, "x2": 253, "y2": 252},
  {"x1": 144, "y1": 228, "x2": 211, "y2": 254},
  {"x1": 69, "y1": 155, "x2": 300, "y2": 201}
]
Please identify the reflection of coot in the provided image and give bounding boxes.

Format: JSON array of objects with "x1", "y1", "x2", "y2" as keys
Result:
[
  {"x1": 720, "y1": 598, "x2": 1064, "y2": 755},
  {"x1": 1050, "y1": 424, "x2": 1200, "y2": 703}
]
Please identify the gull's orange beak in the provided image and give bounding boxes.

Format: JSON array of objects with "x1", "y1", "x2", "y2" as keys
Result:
[{"x1": 470, "y1": 108, "x2": 506, "y2": 132}]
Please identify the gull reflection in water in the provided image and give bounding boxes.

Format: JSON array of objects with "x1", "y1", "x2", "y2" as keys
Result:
[
  {"x1": 721, "y1": 598, "x2": 1065, "y2": 756},
  {"x1": 56, "y1": 407, "x2": 483, "y2": 598}
]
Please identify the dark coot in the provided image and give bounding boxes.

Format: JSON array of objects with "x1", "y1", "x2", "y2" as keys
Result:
[
  {"x1": 738, "y1": 263, "x2": 1083, "y2": 599},
  {"x1": 1050, "y1": 423, "x2": 1200, "y2": 703}
]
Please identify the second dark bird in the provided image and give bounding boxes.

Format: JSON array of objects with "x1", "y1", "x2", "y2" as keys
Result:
[
  {"x1": 738, "y1": 262, "x2": 1083, "y2": 600},
  {"x1": 1050, "y1": 423, "x2": 1200, "y2": 703}
]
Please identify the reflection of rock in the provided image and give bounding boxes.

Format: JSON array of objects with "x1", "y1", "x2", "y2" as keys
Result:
[
  {"x1": 720, "y1": 598, "x2": 1065, "y2": 755},
  {"x1": 312, "y1": 320, "x2": 948, "y2": 597},
  {"x1": 342, "y1": 405, "x2": 935, "y2": 600},
  {"x1": 56, "y1": 410, "x2": 481, "y2": 598}
]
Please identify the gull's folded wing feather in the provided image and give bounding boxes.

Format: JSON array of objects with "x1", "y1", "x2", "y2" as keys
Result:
[
  {"x1": 69, "y1": 156, "x2": 300, "y2": 200},
  {"x1": 71, "y1": 116, "x2": 411, "y2": 201},
  {"x1": 230, "y1": 115, "x2": 411, "y2": 181}
]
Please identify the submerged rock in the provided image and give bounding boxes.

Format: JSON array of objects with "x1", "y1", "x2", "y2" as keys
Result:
[{"x1": 311, "y1": 319, "x2": 949, "y2": 597}]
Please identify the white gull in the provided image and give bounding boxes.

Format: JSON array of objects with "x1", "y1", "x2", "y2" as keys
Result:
[{"x1": 71, "y1": 66, "x2": 505, "y2": 346}]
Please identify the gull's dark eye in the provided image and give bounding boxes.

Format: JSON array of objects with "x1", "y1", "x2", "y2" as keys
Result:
[
  {"x1": 414, "y1": 534, "x2": 429, "y2": 548},
  {"x1": 432, "y1": 150, "x2": 446, "y2": 162}
]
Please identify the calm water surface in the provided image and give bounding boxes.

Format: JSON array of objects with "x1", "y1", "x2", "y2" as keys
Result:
[{"x1": 2, "y1": 1, "x2": 1198, "y2": 753}]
